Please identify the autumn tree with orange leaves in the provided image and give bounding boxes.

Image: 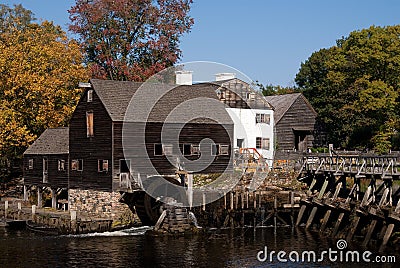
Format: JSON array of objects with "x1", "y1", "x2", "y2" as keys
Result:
[
  {"x1": 0, "y1": 4, "x2": 88, "y2": 180},
  {"x1": 69, "y1": 0, "x2": 194, "y2": 81}
]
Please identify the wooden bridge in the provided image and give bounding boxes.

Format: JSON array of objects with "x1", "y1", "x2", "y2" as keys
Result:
[
  {"x1": 296, "y1": 153, "x2": 400, "y2": 251},
  {"x1": 299, "y1": 154, "x2": 399, "y2": 179}
]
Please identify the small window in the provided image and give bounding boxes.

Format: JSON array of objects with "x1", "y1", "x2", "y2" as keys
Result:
[
  {"x1": 256, "y1": 113, "x2": 270, "y2": 124},
  {"x1": 154, "y1": 144, "x2": 173, "y2": 156},
  {"x1": 154, "y1": 144, "x2": 163, "y2": 156},
  {"x1": 237, "y1": 139, "x2": 244, "y2": 148},
  {"x1": 72, "y1": 159, "x2": 83, "y2": 171},
  {"x1": 43, "y1": 158, "x2": 48, "y2": 173},
  {"x1": 98, "y1": 160, "x2": 109, "y2": 172},
  {"x1": 211, "y1": 144, "x2": 220, "y2": 156},
  {"x1": 256, "y1": 137, "x2": 270, "y2": 150},
  {"x1": 181, "y1": 144, "x2": 192, "y2": 156},
  {"x1": 120, "y1": 159, "x2": 130, "y2": 173},
  {"x1": 211, "y1": 144, "x2": 229, "y2": 156},
  {"x1": 191, "y1": 145, "x2": 200, "y2": 155},
  {"x1": 58, "y1": 160, "x2": 65, "y2": 171},
  {"x1": 28, "y1": 159, "x2": 34, "y2": 170},
  {"x1": 163, "y1": 144, "x2": 173, "y2": 156},
  {"x1": 219, "y1": 145, "x2": 229, "y2": 155},
  {"x1": 87, "y1": 90, "x2": 93, "y2": 102},
  {"x1": 86, "y1": 111, "x2": 94, "y2": 137}
]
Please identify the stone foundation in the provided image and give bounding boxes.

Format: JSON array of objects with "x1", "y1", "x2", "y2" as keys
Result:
[{"x1": 68, "y1": 189, "x2": 134, "y2": 223}]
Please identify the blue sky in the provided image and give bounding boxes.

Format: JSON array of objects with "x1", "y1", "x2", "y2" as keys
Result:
[{"x1": 3, "y1": 0, "x2": 400, "y2": 86}]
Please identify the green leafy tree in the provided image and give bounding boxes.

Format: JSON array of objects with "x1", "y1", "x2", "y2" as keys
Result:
[
  {"x1": 256, "y1": 81, "x2": 298, "y2": 96},
  {"x1": 69, "y1": 0, "x2": 194, "y2": 81},
  {"x1": 296, "y1": 25, "x2": 400, "y2": 153}
]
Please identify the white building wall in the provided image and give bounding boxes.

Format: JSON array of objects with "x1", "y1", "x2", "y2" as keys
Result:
[{"x1": 226, "y1": 108, "x2": 274, "y2": 167}]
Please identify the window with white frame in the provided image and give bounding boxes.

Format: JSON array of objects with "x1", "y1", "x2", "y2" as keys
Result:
[
  {"x1": 256, "y1": 113, "x2": 270, "y2": 124},
  {"x1": 28, "y1": 159, "x2": 34, "y2": 170},
  {"x1": 86, "y1": 111, "x2": 94, "y2": 137},
  {"x1": 98, "y1": 159, "x2": 109, "y2": 172},
  {"x1": 181, "y1": 144, "x2": 192, "y2": 156},
  {"x1": 58, "y1": 159, "x2": 65, "y2": 171},
  {"x1": 191, "y1": 145, "x2": 200, "y2": 155},
  {"x1": 256, "y1": 137, "x2": 270, "y2": 150},
  {"x1": 154, "y1": 144, "x2": 173, "y2": 156},
  {"x1": 181, "y1": 144, "x2": 201, "y2": 156},
  {"x1": 120, "y1": 159, "x2": 130, "y2": 173},
  {"x1": 87, "y1": 89, "x2": 93, "y2": 102},
  {"x1": 219, "y1": 145, "x2": 229, "y2": 155},
  {"x1": 71, "y1": 159, "x2": 83, "y2": 171},
  {"x1": 211, "y1": 144, "x2": 229, "y2": 156}
]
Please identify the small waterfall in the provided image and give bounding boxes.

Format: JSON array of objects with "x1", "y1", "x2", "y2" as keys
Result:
[{"x1": 188, "y1": 211, "x2": 201, "y2": 228}]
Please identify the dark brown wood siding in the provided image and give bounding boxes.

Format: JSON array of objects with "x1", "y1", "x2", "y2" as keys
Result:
[
  {"x1": 275, "y1": 96, "x2": 316, "y2": 151},
  {"x1": 23, "y1": 154, "x2": 69, "y2": 188},
  {"x1": 69, "y1": 90, "x2": 113, "y2": 192},
  {"x1": 113, "y1": 122, "x2": 233, "y2": 179}
]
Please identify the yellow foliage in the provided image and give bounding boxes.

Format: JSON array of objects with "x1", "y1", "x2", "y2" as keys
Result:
[{"x1": 0, "y1": 20, "x2": 89, "y2": 161}]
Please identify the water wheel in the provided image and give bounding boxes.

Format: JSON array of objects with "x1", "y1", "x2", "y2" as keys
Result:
[{"x1": 123, "y1": 176, "x2": 185, "y2": 226}]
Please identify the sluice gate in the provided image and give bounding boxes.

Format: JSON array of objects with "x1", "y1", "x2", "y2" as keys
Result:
[{"x1": 296, "y1": 154, "x2": 400, "y2": 251}]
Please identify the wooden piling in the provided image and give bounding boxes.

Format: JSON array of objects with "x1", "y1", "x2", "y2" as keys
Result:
[
  {"x1": 37, "y1": 188, "x2": 42, "y2": 208},
  {"x1": 224, "y1": 193, "x2": 227, "y2": 209},
  {"x1": 230, "y1": 192, "x2": 234, "y2": 210},
  {"x1": 246, "y1": 192, "x2": 249, "y2": 209},
  {"x1": 332, "y1": 213, "x2": 344, "y2": 237},
  {"x1": 346, "y1": 216, "x2": 360, "y2": 241},
  {"x1": 362, "y1": 219, "x2": 377, "y2": 247},
  {"x1": 235, "y1": 192, "x2": 239, "y2": 209},
  {"x1": 202, "y1": 193, "x2": 206, "y2": 211},
  {"x1": 306, "y1": 206, "x2": 318, "y2": 229},
  {"x1": 379, "y1": 223, "x2": 395, "y2": 252},
  {"x1": 187, "y1": 174, "x2": 193, "y2": 209},
  {"x1": 4, "y1": 200, "x2": 8, "y2": 218},
  {"x1": 296, "y1": 205, "x2": 307, "y2": 226},
  {"x1": 320, "y1": 210, "x2": 331, "y2": 233}
]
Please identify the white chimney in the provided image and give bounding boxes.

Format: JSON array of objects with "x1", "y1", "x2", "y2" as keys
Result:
[
  {"x1": 215, "y1": 73, "x2": 235, "y2": 81},
  {"x1": 175, "y1": 70, "x2": 193, "y2": 85}
]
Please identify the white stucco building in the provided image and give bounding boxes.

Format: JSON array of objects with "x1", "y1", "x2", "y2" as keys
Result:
[
  {"x1": 213, "y1": 77, "x2": 274, "y2": 168},
  {"x1": 175, "y1": 71, "x2": 275, "y2": 168}
]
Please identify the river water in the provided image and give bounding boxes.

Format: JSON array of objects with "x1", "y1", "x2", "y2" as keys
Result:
[{"x1": 0, "y1": 226, "x2": 398, "y2": 268}]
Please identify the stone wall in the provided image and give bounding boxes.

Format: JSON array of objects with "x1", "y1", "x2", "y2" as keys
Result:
[{"x1": 68, "y1": 189, "x2": 134, "y2": 222}]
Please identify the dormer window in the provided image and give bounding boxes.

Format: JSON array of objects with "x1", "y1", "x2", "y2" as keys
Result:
[{"x1": 87, "y1": 90, "x2": 93, "y2": 102}]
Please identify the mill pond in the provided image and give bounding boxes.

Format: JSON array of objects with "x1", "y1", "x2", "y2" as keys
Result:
[{"x1": 1, "y1": 224, "x2": 398, "y2": 268}]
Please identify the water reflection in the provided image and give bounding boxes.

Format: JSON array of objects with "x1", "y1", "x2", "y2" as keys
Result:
[{"x1": 0, "y1": 227, "x2": 398, "y2": 267}]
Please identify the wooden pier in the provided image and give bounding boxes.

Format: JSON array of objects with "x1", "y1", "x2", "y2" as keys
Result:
[{"x1": 295, "y1": 153, "x2": 400, "y2": 251}]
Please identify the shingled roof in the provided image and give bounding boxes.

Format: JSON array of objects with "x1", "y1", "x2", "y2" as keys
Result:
[
  {"x1": 90, "y1": 79, "x2": 233, "y2": 124},
  {"x1": 24, "y1": 127, "x2": 69, "y2": 155},
  {"x1": 264, "y1": 93, "x2": 317, "y2": 124},
  {"x1": 90, "y1": 79, "x2": 142, "y2": 121}
]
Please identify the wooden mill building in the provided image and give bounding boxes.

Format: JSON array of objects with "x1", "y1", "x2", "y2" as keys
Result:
[
  {"x1": 23, "y1": 127, "x2": 69, "y2": 188},
  {"x1": 23, "y1": 79, "x2": 234, "y2": 211},
  {"x1": 23, "y1": 127, "x2": 69, "y2": 208},
  {"x1": 264, "y1": 93, "x2": 317, "y2": 153},
  {"x1": 69, "y1": 79, "x2": 233, "y2": 192}
]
